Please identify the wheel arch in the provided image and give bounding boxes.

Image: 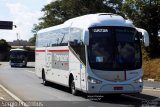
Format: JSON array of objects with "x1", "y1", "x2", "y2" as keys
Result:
[
  {"x1": 42, "y1": 68, "x2": 45, "y2": 79},
  {"x1": 69, "y1": 73, "x2": 74, "y2": 87}
]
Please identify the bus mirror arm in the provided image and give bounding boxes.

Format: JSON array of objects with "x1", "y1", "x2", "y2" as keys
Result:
[
  {"x1": 136, "y1": 28, "x2": 149, "y2": 47},
  {"x1": 138, "y1": 32, "x2": 143, "y2": 40}
]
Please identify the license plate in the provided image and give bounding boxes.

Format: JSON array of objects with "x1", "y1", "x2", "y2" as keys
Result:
[{"x1": 114, "y1": 86, "x2": 123, "y2": 90}]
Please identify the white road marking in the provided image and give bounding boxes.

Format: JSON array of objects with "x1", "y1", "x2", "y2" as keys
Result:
[
  {"x1": 0, "y1": 84, "x2": 29, "y2": 107},
  {"x1": 25, "y1": 70, "x2": 35, "y2": 74},
  {"x1": 0, "y1": 97, "x2": 5, "y2": 100}
]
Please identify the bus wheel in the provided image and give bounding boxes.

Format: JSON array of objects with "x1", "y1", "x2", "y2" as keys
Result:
[
  {"x1": 42, "y1": 71, "x2": 49, "y2": 86},
  {"x1": 71, "y1": 79, "x2": 77, "y2": 95},
  {"x1": 23, "y1": 64, "x2": 27, "y2": 67}
]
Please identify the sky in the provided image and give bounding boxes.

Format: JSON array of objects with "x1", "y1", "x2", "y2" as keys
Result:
[{"x1": 0, "y1": 0, "x2": 56, "y2": 42}]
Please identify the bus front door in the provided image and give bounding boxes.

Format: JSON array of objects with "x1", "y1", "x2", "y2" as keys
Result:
[{"x1": 80, "y1": 64, "x2": 87, "y2": 91}]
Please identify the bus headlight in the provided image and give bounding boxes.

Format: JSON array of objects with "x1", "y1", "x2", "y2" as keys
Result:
[
  {"x1": 134, "y1": 78, "x2": 143, "y2": 83},
  {"x1": 88, "y1": 76, "x2": 102, "y2": 84}
]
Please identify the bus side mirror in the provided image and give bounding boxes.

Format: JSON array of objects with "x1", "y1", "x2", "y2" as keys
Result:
[
  {"x1": 83, "y1": 30, "x2": 89, "y2": 45},
  {"x1": 136, "y1": 28, "x2": 149, "y2": 47}
]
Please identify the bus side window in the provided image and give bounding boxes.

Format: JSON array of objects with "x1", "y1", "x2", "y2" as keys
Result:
[
  {"x1": 69, "y1": 28, "x2": 82, "y2": 46},
  {"x1": 69, "y1": 28, "x2": 86, "y2": 65},
  {"x1": 69, "y1": 40, "x2": 79, "y2": 46}
]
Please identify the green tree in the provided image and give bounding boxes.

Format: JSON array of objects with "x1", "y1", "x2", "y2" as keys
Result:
[
  {"x1": 33, "y1": 0, "x2": 122, "y2": 32},
  {"x1": 29, "y1": 34, "x2": 36, "y2": 46},
  {"x1": 122, "y1": 0, "x2": 160, "y2": 58},
  {"x1": 32, "y1": 0, "x2": 123, "y2": 45},
  {"x1": 0, "y1": 39, "x2": 11, "y2": 52}
]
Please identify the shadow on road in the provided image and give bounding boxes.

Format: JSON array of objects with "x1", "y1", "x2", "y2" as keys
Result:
[
  {"x1": 10, "y1": 66, "x2": 35, "y2": 68},
  {"x1": 25, "y1": 66, "x2": 35, "y2": 68},
  {"x1": 41, "y1": 82, "x2": 70, "y2": 93},
  {"x1": 43, "y1": 82, "x2": 160, "y2": 107},
  {"x1": 98, "y1": 93, "x2": 160, "y2": 107}
]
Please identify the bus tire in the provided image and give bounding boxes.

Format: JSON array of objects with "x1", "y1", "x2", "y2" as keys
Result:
[
  {"x1": 23, "y1": 64, "x2": 27, "y2": 67},
  {"x1": 42, "y1": 71, "x2": 49, "y2": 86},
  {"x1": 71, "y1": 79, "x2": 78, "y2": 95}
]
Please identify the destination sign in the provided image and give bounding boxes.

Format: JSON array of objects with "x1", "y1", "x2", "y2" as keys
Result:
[{"x1": 93, "y1": 29, "x2": 108, "y2": 32}]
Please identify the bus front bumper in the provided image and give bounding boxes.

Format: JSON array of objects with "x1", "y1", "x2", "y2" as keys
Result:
[
  {"x1": 86, "y1": 83, "x2": 143, "y2": 94},
  {"x1": 10, "y1": 62, "x2": 26, "y2": 67}
]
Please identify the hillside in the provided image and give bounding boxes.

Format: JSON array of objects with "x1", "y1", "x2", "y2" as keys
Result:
[{"x1": 143, "y1": 59, "x2": 160, "y2": 81}]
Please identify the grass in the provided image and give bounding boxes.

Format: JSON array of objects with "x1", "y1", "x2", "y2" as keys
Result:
[{"x1": 143, "y1": 58, "x2": 160, "y2": 81}]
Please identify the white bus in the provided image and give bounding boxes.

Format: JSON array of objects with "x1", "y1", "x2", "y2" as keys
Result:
[{"x1": 35, "y1": 13, "x2": 149, "y2": 95}]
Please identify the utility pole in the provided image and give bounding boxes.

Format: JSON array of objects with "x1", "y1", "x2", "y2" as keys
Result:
[{"x1": 16, "y1": 33, "x2": 21, "y2": 47}]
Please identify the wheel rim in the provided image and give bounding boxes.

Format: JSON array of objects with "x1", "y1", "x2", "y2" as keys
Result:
[
  {"x1": 42, "y1": 72, "x2": 46, "y2": 84},
  {"x1": 71, "y1": 81, "x2": 75, "y2": 94},
  {"x1": 43, "y1": 79, "x2": 46, "y2": 84}
]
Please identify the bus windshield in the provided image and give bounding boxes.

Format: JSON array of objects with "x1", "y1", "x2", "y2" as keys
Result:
[
  {"x1": 10, "y1": 51, "x2": 26, "y2": 57},
  {"x1": 88, "y1": 27, "x2": 141, "y2": 71}
]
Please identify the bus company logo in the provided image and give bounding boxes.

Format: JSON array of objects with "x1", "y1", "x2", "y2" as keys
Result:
[
  {"x1": 114, "y1": 75, "x2": 121, "y2": 81},
  {"x1": 53, "y1": 54, "x2": 69, "y2": 62}
]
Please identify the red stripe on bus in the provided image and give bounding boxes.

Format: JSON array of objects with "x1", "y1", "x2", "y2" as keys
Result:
[
  {"x1": 36, "y1": 50, "x2": 45, "y2": 52},
  {"x1": 48, "y1": 50, "x2": 69, "y2": 52}
]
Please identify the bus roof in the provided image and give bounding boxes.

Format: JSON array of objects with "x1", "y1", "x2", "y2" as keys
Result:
[{"x1": 38, "y1": 13, "x2": 135, "y2": 34}]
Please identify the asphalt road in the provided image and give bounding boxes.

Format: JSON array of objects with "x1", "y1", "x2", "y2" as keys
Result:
[{"x1": 0, "y1": 62, "x2": 160, "y2": 107}]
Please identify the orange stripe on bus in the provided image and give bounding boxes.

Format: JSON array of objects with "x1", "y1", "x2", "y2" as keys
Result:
[
  {"x1": 35, "y1": 50, "x2": 45, "y2": 52},
  {"x1": 48, "y1": 50, "x2": 69, "y2": 52}
]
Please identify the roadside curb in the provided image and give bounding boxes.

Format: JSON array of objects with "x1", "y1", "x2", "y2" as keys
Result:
[
  {"x1": 143, "y1": 86, "x2": 160, "y2": 90},
  {"x1": 147, "y1": 79, "x2": 155, "y2": 82},
  {"x1": 144, "y1": 79, "x2": 160, "y2": 82}
]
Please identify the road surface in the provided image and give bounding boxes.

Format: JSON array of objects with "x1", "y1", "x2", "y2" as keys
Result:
[{"x1": 0, "y1": 62, "x2": 160, "y2": 107}]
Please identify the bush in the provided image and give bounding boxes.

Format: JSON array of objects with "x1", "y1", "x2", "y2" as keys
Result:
[{"x1": 0, "y1": 39, "x2": 11, "y2": 52}]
